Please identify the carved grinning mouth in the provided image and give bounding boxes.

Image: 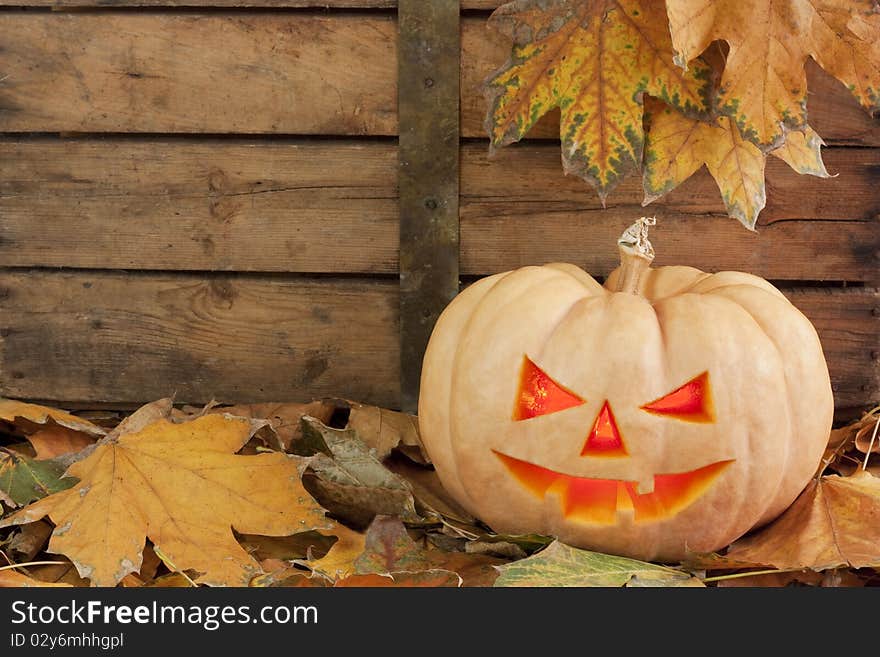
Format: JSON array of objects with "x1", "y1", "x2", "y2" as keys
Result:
[{"x1": 493, "y1": 450, "x2": 733, "y2": 524}]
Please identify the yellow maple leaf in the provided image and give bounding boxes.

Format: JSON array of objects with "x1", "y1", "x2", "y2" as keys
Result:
[
  {"x1": 485, "y1": 0, "x2": 712, "y2": 200},
  {"x1": 665, "y1": 0, "x2": 880, "y2": 148},
  {"x1": 643, "y1": 98, "x2": 829, "y2": 228},
  {"x1": 643, "y1": 98, "x2": 766, "y2": 228},
  {"x1": 0, "y1": 399, "x2": 105, "y2": 437},
  {"x1": 305, "y1": 523, "x2": 367, "y2": 581},
  {"x1": 0, "y1": 414, "x2": 331, "y2": 587},
  {"x1": 0, "y1": 568, "x2": 72, "y2": 588}
]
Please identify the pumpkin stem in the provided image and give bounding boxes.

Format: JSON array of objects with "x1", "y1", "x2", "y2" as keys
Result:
[{"x1": 614, "y1": 217, "x2": 656, "y2": 295}]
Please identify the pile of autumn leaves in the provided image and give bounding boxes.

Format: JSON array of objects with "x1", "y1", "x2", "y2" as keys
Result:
[{"x1": 0, "y1": 397, "x2": 878, "y2": 588}]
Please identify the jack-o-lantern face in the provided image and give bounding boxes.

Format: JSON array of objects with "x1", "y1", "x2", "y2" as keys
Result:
[
  {"x1": 493, "y1": 357, "x2": 733, "y2": 524},
  {"x1": 418, "y1": 221, "x2": 834, "y2": 562}
]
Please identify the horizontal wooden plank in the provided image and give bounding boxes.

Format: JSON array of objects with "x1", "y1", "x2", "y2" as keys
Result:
[
  {"x1": 460, "y1": 144, "x2": 880, "y2": 284},
  {"x1": 0, "y1": 272, "x2": 401, "y2": 407},
  {"x1": 782, "y1": 288, "x2": 880, "y2": 409},
  {"x1": 0, "y1": 14, "x2": 877, "y2": 144},
  {"x1": 0, "y1": 14, "x2": 399, "y2": 134},
  {"x1": 2, "y1": 139, "x2": 877, "y2": 281},
  {"x1": 0, "y1": 138, "x2": 400, "y2": 273},
  {"x1": 0, "y1": 271, "x2": 875, "y2": 408}
]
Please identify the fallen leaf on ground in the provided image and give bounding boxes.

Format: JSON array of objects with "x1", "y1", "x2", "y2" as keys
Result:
[
  {"x1": 0, "y1": 568, "x2": 72, "y2": 588},
  {"x1": 26, "y1": 559, "x2": 90, "y2": 587},
  {"x1": 0, "y1": 399, "x2": 105, "y2": 438},
  {"x1": 102, "y1": 399, "x2": 174, "y2": 443},
  {"x1": 145, "y1": 573, "x2": 196, "y2": 588},
  {"x1": 484, "y1": 0, "x2": 712, "y2": 200},
  {"x1": 299, "y1": 417, "x2": 422, "y2": 527},
  {"x1": 727, "y1": 471, "x2": 880, "y2": 570},
  {"x1": 384, "y1": 456, "x2": 474, "y2": 523},
  {"x1": 0, "y1": 450, "x2": 75, "y2": 508},
  {"x1": 211, "y1": 401, "x2": 336, "y2": 451},
  {"x1": 334, "y1": 570, "x2": 461, "y2": 587},
  {"x1": 26, "y1": 426, "x2": 96, "y2": 460},
  {"x1": 0, "y1": 414, "x2": 331, "y2": 586},
  {"x1": 343, "y1": 400, "x2": 427, "y2": 463},
  {"x1": 425, "y1": 549, "x2": 506, "y2": 587},
  {"x1": 665, "y1": 0, "x2": 880, "y2": 148},
  {"x1": 495, "y1": 541, "x2": 703, "y2": 587},
  {"x1": 7, "y1": 520, "x2": 53, "y2": 561},
  {"x1": 138, "y1": 544, "x2": 161, "y2": 582},
  {"x1": 239, "y1": 531, "x2": 336, "y2": 563},
  {"x1": 305, "y1": 523, "x2": 367, "y2": 581},
  {"x1": 714, "y1": 570, "x2": 823, "y2": 587},
  {"x1": 253, "y1": 569, "x2": 328, "y2": 587},
  {"x1": 352, "y1": 515, "x2": 429, "y2": 575}
]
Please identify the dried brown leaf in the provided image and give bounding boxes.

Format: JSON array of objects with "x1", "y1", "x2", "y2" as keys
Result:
[
  {"x1": 727, "y1": 471, "x2": 880, "y2": 570},
  {"x1": 334, "y1": 570, "x2": 461, "y2": 587},
  {"x1": 0, "y1": 568, "x2": 73, "y2": 588},
  {"x1": 213, "y1": 401, "x2": 336, "y2": 451},
  {"x1": 26, "y1": 426, "x2": 96, "y2": 460},
  {"x1": 8, "y1": 520, "x2": 53, "y2": 561}
]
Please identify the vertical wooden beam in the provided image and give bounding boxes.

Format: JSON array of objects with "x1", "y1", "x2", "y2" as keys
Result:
[{"x1": 398, "y1": 0, "x2": 461, "y2": 413}]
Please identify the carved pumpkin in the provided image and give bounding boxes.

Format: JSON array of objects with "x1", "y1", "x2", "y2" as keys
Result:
[{"x1": 418, "y1": 218, "x2": 833, "y2": 562}]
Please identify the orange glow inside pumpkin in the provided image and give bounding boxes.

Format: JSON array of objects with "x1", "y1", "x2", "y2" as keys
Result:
[
  {"x1": 514, "y1": 357, "x2": 584, "y2": 420},
  {"x1": 582, "y1": 401, "x2": 627, "y2": 456},
  {"x1": 641, "y1": 372, "x2": 714, "y2": 422},
  {"x1": 493, "y1": 450, "x2": 733, "y2": 523}
]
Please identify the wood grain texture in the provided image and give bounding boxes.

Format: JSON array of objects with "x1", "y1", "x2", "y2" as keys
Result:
[
  {"x1": 2, "y1": 139, "x2": 877, "y2": 280},
  {"x1": 0, "y1": 138, "x2": 399, "y2": 273},
  {"x1": 0, "y1": 271, "x2": 875, "y2": 408},
  {"x1": 0, "y1": 14, "x2": 399, "y2": 134},
  {"x1": 0, "y1": 14, "x2": 877, "y2": 143},
  {"x1": 0, "y1": 272, "x2": 400, "y2": 407},
  {"x1": 398, "y1": 0, "x2": 461, "y2": 412}
]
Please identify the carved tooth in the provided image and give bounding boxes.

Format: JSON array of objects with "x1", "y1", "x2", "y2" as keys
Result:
[{"x1": 635, "y1": 476, "x2": 655, "y2": 495}]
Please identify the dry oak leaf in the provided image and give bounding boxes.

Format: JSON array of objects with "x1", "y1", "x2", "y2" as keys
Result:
[
  {"x1": 726, "y1": 470, "x2": 880, "y2": 570},
  {"x1": 485, "y1": 0, "x2": 712, "y2": 200},
  {"x1": 0, "y1": 414, "x2": 331, "y2": 587},
  {"x1": 643, "y1": 98, "x2": 828, "y2": 228},
  {"x1": 665, "y1": 0, "x2": 880, "y2": 149}
]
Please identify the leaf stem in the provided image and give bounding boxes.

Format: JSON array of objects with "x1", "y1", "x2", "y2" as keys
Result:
[
  {"x1": 701, "y1": 567, "x2": 807, "y2": 583},
  {"x1": 0, "y1": 561, "x2": 67, "y2": 572},
  {"x1": 861, "y1": 415, "x2": 880, "y2": 471}
]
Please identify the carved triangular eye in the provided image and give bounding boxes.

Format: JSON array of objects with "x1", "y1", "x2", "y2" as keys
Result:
[
  {"x1": 514, "y1": 357, "x2": 585, "y2": 421},
  {"x1": 641, "y1": 372, "x2": 714, "y2": 423}
]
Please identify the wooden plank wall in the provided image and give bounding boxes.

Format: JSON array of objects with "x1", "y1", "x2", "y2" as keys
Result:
[{"x1": 0, "y1": 3, "x2": 878, "y2": 413}]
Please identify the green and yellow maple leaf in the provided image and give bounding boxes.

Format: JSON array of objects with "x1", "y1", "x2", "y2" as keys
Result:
[
  {"x1": 484, "y1": 0, "x2": 713, "y2": 200},
  {"x1": 665, "y1": 0, "x2": 880, "y2": 149},
  {"x1": 643, "y1": 98, "x2": 829, "y2": 229}
]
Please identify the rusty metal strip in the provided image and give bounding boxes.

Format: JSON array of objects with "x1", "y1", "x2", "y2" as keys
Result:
[{"x1": 398, "y1": 0, "x2": 460, "y2": 413}]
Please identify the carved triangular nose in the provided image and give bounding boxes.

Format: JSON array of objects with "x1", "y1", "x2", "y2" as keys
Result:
[{"x1": 582, "y1": 401, "x2": 627, "y2": 456}]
